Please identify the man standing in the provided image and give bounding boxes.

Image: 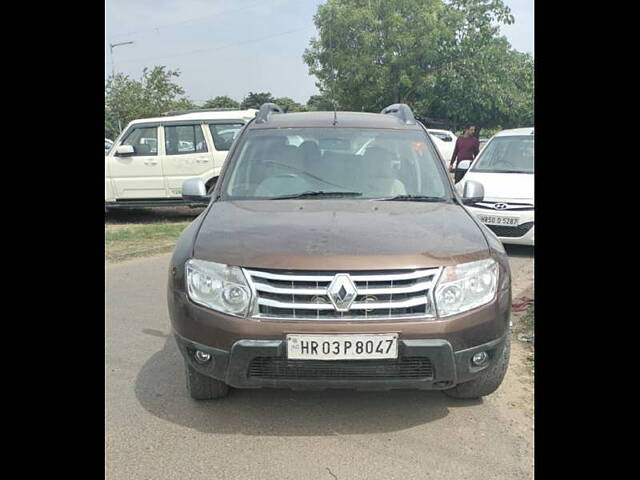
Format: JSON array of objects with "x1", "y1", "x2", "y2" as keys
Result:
[{"x1": 449, "y1": 124, "x2": 480, "y2": 183}]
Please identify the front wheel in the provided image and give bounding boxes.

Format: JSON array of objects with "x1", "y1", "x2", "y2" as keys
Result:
[
  {"x1": 444, "y1": 338, "x2": 511, "y2": 399},
  {"x1": 184, "y1": 363, "x2": 229, "y2": 400}
]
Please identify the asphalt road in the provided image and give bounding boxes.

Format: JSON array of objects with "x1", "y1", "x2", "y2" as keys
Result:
[{"x1": 106, "y1": 247, "x2": 534, "y2": 480}]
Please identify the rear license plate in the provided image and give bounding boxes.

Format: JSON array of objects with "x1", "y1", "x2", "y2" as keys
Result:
[
  {"x1": 286, "y1": 334, "x2": 398, "y2": 360},
  {"x1": 478, "y1": 214, "x2": 519, "y2": 226}
]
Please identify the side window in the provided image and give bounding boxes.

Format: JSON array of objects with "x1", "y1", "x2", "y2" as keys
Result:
[
  {"x1": 165, "y1": 125, "x2": 208, "y2": 155},
  {"x1": 208, "y1": 123, "x2": 245, "y2": 151},
  {"x1": 121, "y1": 127, "x2": 158, "y2": 156}
]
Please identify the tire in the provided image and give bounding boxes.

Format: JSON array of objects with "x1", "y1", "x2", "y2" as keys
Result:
[
  {"x1": 444, "y1": 337, "x2": 511, "y2": 399},
  {"x1": 184, "y1": 363, "x2": 229, "y2": 400}
]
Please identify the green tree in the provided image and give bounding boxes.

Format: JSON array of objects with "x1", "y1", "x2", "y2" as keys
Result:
[
  {"x1": 273, "y1": 97, "x2": 308, "y2": 112},
  {"x1": 241, "y1": 91, "x2": 275, "y2": 109},
  {"x1": 105, "y1": 66, "x2": 195, "y2": 138},
  {"x1": 202, "y1": 96, "x2": 240, "y2": 109},
  {"x1": 306, "y1": 94, "x2": 335, "y2": 111},
  {"x1": 303, "y1": 0, "x2": 531, "y2": 129}
]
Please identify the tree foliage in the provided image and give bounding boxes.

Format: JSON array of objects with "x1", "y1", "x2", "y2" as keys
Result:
[
  {"x1": 105, "y1": 66, "x2": 194, "y2": 138},
  {"x1": 241, "y1": 91, "x2": 276, "y2": 109},
  {"x1": 273, "y1": 97, "x2": 308, "y2": 112},
  {"x1": 303, "y1": 0, "x2": 533, "y2": 129},
  {"x1": 202, "y1": 96, "x2": 240, "y2": 109},
  {"x1": 306, "y1": 94, "x2": 335, "y2": 111}
]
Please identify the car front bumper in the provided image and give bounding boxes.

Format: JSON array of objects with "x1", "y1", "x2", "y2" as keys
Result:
[
  {"x1": 174, "y1": 331, "x2": 509, "y2": 391},
  {"x1": 467, "y1": 206, "x2": 535, "y2": 246}
]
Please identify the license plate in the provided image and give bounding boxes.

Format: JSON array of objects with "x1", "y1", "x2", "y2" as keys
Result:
[
  {"x1": 478, "y1": 214, "x2": 519, "y2": 226},
  {"x1": 286, "y1": 334, "x2": 398, "y2": 360}
]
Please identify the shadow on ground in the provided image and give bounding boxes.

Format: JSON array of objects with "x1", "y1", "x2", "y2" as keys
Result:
[
  {"x1": 105, "y1": 207, "x2": 205, "y2": 225},
  {"x1": 135, "y1": 335, "x2": 481, "y2": 436},
  {"x1": 504, "y1": 244, "x2": 534, "y2": 258}
]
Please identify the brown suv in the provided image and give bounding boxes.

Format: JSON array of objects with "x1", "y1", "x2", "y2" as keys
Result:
[{"x1": 167, "y1": 103, "x2": 511, "y2": 400}]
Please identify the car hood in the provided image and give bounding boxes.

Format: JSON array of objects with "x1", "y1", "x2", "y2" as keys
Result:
[
  {"x1": 193, "y1": 200, "x2": 490, "y2": 270},
  {"x1": 461, "y1": 172, "x2": 534, "y2": 202}
]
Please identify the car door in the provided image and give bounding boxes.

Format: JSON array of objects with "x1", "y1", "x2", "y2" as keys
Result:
[
  {"x1": 162, "y1": 123, "x2": 212, "y2": 197},
  {"x1": 206, "y1": 121, "x2": 247, "y2": 171},
  {"x1": 108, "y1": 125, "x2": 167, "y2": 199}
]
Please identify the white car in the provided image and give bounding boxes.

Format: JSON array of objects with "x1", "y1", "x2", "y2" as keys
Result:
[
  {"x1": 105, "y1": 138, "x2": 114, "y2": 153},
  {"x1": 456, "y1": 127, "x2": 534, "y2": 246},
  {"x1": 427, "y1": 129, "x2": 457, "y2": 165},
  {"x1": 105, "y1": 109, "x2": 257, "y2": 209}
]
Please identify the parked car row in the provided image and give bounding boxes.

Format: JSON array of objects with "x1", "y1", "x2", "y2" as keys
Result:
[
  {"x1": 103, "y1": 102, "x2": 534, "y2": 401},
  {"x1": 105, "y1": 109, "x2": 534, "y2": 247}
]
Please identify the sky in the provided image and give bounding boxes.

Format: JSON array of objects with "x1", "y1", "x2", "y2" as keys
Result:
[{"x1": 105, "y1": 0, "x2": 533, "y2": 105}]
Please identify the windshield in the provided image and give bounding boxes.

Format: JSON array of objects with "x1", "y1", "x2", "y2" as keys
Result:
[
  {"x1": 222, "y1": 128, "x2": 451, "y2": 200},
  {"x1": 471, "y1": 135, "x2": 534, "y2": 174}
]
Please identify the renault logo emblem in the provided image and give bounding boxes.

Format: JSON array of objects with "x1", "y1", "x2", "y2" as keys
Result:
[
  {"x1": 493, "y1": 203, "x2": 509, "y2": 210},
  {"x1": 327, "y1": 274, "x2": 358, "y2": 312}
]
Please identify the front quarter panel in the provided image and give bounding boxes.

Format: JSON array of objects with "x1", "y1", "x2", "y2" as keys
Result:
[
  {"x1": 167, "y1": 211, "x2": 208, "y2": 294},
  {"x1": 460, "y1": 205, "x2": 511, "y2": 293}
]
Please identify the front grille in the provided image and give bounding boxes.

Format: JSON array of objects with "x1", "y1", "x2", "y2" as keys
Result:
[
  {"x1": 486, "y1": 221, "x2": 534, "y2": 237},
  {"x1": 473, "y1": 201, "x2": 534, "y2": 211},
  {"x1": 243, "y1": 268, "x2": 441, "y2": 320},
  {"x1": 248, "y1": 357, "x2": 434, "y2": 379}
]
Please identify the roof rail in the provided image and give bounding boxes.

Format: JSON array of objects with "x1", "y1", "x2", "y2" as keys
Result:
[
  {"x1": 380, "y1": 103, "x2": 416, "y2": 125},
  {"x1": 255, "y1": 103, "x2": 284, "y2": 124},
  {"x1": 161, "y1": 108, "x2": 249, "y2": 116}
]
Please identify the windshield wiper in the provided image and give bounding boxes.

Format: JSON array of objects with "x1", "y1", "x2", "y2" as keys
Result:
[
  {"x1": 375, "y1": 195, "x2": 448, "y2": 202},
  {"x1": 270, "y1": 190, "x2": 363, "y2": 200}
]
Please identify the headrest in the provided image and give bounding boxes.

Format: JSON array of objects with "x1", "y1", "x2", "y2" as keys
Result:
[
  {"x1": 363, "y1": 147, "x2": 394, "y2": 176},
  {"x1": 299, "y1": 140, "x2": 321, "y2": 161},
  {"x1": 275, "y1": 145, "x2": 303, "y2": 168}
]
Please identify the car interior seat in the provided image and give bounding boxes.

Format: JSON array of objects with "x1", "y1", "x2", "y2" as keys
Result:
[{"x1": 359, "y1": 147, "x2": 407, "y2": 197}]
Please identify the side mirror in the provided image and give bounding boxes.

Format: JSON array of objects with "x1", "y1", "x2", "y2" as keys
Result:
[
  {"x1": 115, "y1": 145, "x2": 135, "y2": 156},
  {"x1": 182, "y1": 178, "x2": 210, "y2": 204},
  {"x1": 462, "y1": 180, "x2": 484, "y2": 205}
]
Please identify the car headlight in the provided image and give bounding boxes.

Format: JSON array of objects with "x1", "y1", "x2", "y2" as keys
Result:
[
  {"x1": 434, "y1": 258, "x2": 498, "y2": 317},
  {"x1": 185, "y1": 259, "x2": 251, "y2": 316}
]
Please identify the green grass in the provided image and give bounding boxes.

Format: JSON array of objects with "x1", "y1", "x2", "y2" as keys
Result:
[
  {"x1": 522, "y1": 304, "x2": 535, "y2": 372},
  {"x1": 105, "y1": 222, "x2": 191, "y2": 262},
  {"x1": 521, "y1": 304, "x2": 534, "y2": 336}
]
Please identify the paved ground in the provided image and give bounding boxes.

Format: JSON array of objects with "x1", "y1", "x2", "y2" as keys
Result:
[{"x1": 106, "y1": 247, "x2": 533, "y2": 480}]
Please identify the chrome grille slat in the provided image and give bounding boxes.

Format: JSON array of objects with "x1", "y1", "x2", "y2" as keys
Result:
[
  {"x1": 243, "y1": 267, "x2": 441, "y2": 321},
  {"x1": 251, "y1": 280, "x2": 434, "y2": 296},
  {"x1": 245, "y1": 269, "x2": 435, "y2": 282},
  {"x1": 257, "y1": 296, "x2": 430, "y2": 311}
]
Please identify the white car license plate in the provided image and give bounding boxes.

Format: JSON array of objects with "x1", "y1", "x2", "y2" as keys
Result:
[
  {"x1": 478, "y1": 214, "x2": 519, "y2": 226},
  {"x1": 286, "y1": 334, "x2": 398, "y2": 360}
]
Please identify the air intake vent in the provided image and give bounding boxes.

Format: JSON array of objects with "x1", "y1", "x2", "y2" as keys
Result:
[{"x1": 248, "y1": 357, "x2": 434, "y2": 379}]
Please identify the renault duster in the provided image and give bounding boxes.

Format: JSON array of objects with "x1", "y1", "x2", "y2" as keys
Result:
[{"x1": 167, "y1": 103, "x2": 511, "y2": 400}]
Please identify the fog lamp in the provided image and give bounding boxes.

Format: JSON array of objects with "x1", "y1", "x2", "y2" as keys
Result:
[
  {"x1": 472, "y1": 351, "x2": 488, "y2": 366},
  {"x1": 194, "y1": 350, "x2": 211, "y2": 364}
]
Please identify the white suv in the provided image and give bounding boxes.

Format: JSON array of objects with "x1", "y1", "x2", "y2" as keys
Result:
[{"x1": 105, "y1": 109, "x2": 257, "y2": 209}]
